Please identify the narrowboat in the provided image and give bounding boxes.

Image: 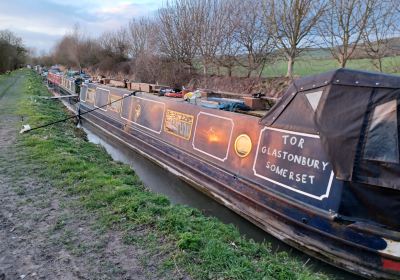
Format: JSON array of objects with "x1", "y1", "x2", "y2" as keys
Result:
[{"x1": 45, "y1": 69, "x2": 400, "y2": 279}]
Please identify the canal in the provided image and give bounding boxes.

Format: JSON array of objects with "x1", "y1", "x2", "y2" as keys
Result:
[{"x1": 80, "y1": 119, "x2": 363, "y2": 280}]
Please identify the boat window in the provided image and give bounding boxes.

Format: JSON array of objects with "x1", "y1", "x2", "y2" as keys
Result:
[
  {"x1": 94, "y1": 88, "x2": 109, "y2": 111},
  {"x1": 363, "y1": 99, "x2": 399, "y2": 163},
  {"x1": 272, "y1": 91, "x2": 318, "y2": 134},
  {"x1": 120, "y1": 95, "x2": 132, "y2": 121},
  {"x1": 305, "y1": 90, "x2": 323, "y2": 111},
  {"x1": 108, "y1": 94, "x2": 122, "y2": 113},
  {"x1": 80, "y1": 85, "x2": 87, "y2": 102},
  {"x1": 86, "y1": 88, "x2": 96, "y2": 103}
]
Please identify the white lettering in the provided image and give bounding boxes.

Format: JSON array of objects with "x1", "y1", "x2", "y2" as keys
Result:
[
  {"x1": 261, "y1": 146, "x2": 267, "y2": 154},
  {"x1": 298, "y1": 138, "x2": 304, "y2": 149},
  {"x1": 263, "y1": 147, "x2": 327, "y2": 173},
  {"x1": 265, "y1": 162, "x2": 316, "y2": 185},
  {"x1": 260, "y1": 133, "x2": 331, "y2": 187}
]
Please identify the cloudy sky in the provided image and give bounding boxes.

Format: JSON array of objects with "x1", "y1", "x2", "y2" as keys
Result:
[{"x1": 0, "y1": 0, "x2": 162, "y2": 54}]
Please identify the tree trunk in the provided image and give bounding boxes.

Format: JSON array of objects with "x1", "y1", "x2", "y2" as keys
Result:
[
  {"x1": 258, "y1": 61, "x2": 266, "y2": 78},
  {"x1": 378, "y1": 58, "x2": 383, "y2": 72},
  {"x1": 227, "y1": 66, "x2": 232, "y2": 77},
  {"x1": 247, "y1": 69, "x2": 251, "y2": 78},
  {"x1": 340, "y1": 55, "x2": 346, "y2": 68},
  {"x1": 203, "y1": 61, "x2": 208, "y2": 75},
  {"x1": 286, "y1": 56, "x2": 294, "y2": 77},
  {"x1": 247, "y1": 55, "x2": 252, "y2": 78}
]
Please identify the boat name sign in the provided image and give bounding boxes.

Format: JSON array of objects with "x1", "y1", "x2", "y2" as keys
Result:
[{"x1": 253, "y1": 127, "x2": 334, "y2": 200}]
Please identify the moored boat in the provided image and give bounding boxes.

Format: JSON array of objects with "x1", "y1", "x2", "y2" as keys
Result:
[{"x1": 45, "y1": 68, "x2": 400, "y2": 279}]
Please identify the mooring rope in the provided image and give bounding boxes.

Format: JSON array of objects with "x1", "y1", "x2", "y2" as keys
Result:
[{"x1": 21, "y1": 91, "x2": 137, "y2": 133}]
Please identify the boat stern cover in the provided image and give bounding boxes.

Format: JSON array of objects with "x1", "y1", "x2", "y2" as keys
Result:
[{"x1": 260, "y1": 68, "x2": 400, "y2": 190}]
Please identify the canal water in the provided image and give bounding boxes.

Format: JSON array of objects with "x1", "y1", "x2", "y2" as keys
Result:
[{"x1": 80, "y1": 120, "x2": 363, "y2": 280}]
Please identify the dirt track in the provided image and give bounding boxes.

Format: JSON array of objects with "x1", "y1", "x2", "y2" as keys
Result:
[{"x1": 0, "y1": 72, "x2": 176, "y2": 280}]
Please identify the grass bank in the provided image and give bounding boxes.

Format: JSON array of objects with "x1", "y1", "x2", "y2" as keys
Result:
[{"x1": 16, "y1": 69, "x2": 332, "y2": 280}]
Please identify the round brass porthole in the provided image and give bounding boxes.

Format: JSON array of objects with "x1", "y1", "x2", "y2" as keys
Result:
[{"x1": 234, "y1": 134, "x2": 252, "y2": 158}]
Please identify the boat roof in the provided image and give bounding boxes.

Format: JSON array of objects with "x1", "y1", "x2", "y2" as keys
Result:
[{"x1": 293, "y1": 68, "x2": 400, "y2": 92}]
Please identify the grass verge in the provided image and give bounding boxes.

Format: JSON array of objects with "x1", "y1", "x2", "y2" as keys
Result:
[{"x1": 15, "y1": 69, "x2": 332, "y2": 280}]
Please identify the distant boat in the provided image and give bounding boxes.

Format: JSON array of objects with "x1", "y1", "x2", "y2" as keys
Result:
[{"x1": 45, "y1": 69, "x2": 400, "y2": 279}]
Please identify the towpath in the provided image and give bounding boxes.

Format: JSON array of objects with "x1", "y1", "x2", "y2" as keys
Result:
[{"x1": 0, "y1": 71, "x2": 178, "y2": 280}]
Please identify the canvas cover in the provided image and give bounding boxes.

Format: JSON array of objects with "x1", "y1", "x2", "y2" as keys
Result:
[
  {"x1": 260, "y1": 69, "x2": 400, "y2": 228},
  {"x1": 261, "y1": 69, "x2": 400, "y2": 191}
]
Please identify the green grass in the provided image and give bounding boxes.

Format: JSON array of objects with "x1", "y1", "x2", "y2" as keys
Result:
[
  {"x1": 260, "y1": 56, "x2": 400, "y2": 77},
  {"x1": 203, "y1": 54, "x2": 400, "y2": 78},
  {"x1": 14, "y1": 69, "x2": 333, "y2": 280}
]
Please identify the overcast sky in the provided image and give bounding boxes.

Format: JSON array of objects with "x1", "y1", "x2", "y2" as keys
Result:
[{"x1": 0, "y1": 0, "x2": 161, "y2": 54}]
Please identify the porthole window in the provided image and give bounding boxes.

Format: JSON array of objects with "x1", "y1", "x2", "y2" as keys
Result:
[
  {"x1": 234, "y1": 134, "x2": 252, "y2": 158},
  {"x1": 363, "y1": 100, "x2": 399, "y2": 163}
]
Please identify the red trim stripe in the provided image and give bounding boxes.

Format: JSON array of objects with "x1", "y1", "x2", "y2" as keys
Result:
[{"x1": 383, "y1": 258, "x2": 400, "y2": 271}]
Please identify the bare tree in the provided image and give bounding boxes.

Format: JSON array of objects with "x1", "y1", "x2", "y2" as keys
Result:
[
  {"x1": 214, "y1": 1, "x2": 240, "y2": 76},
  {"x1": 128, "y1": 18, "x2": 158, "y2": 59},
  {"x1": 157, "y1": 0, "x2": 198, "y2": 71},
  {"x1": 362, "y1": 0, "x2": 399, "y2": 72},
  {"x1": 362, "y1": 0, "x2": 397, "y2": 72},
  {"x1": 190, "y1": 0, "x2": 230, "y2": 75},
  {"x1": 235, "y1": 0, "x2": 275, "y2": 77},
  {"x1": 267, "y1": 0, "x2": 326, "y2": 77},
  {"x1": 52, "y1": 24, "x2": 103, "y2": 70},
  {"x1": 98, "y1": 27, "x2": 130, "y2": 62},
  {"x1": 319, "y1": 0, "x2": 375, "y2": 68},
  {"x1": 67, "y1": 24, "x2": 82, "y2": 68},
  {"x1": 127, "y1": 17, "x2": 163, "y2": 82}
]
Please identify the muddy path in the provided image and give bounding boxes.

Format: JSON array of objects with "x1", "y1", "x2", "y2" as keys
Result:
[{"x1": 0, "y1": 72, "x2": 182, "y2": 280}]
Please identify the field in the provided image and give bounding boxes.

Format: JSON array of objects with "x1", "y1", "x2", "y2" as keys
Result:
[
  {"x1": 208, "y1": 51, "x2": 400, "y2": 78},
  {"x1": 261, "y1": 56, "x2": 400, "y2": 77}
]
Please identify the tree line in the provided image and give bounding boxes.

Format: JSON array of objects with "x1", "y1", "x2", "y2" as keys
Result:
[
  {"x1": 0, "y1": 30, "x2": 28, "y2": 73},
  {"x1": 34, "y1": 0, "x2": 400, "y2": 83}
]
